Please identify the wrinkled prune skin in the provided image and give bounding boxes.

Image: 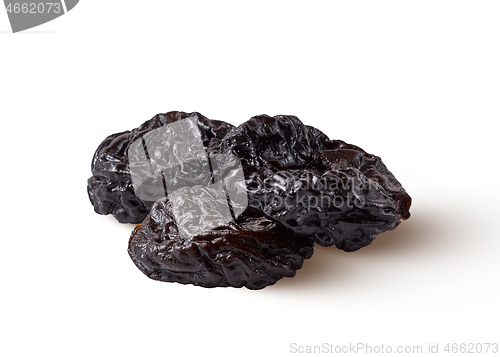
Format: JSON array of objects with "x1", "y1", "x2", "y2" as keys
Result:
[
  {"x1": 87, "y1": 112, "x2": 234, "y2": 224},
  {"x1": 128, "y1": 185, "x2": 314, "y2": 289},
  {"x1": 221, "y1": 115, "x2": 411, "y2": 251}
]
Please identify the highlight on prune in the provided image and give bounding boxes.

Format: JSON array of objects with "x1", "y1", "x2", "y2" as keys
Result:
[
  {"x1": 220, "y1": 115, "x2": 411, "y2": 252},
  {"x1": 87, "y1": 111, "x2": 234, "y2": 224},
  {"x1": 128, "y1": 185, "x2": 314, "y2": 290}
]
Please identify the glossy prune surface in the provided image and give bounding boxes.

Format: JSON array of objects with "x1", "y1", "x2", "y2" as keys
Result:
[
  {"x1": 128, "y1": 185, "x2": 314, "y2": 289},
  {"x1": 220, "y1": 115, "x2": 411, "y2": 251},
  {"x1": 87, "y1": 111, "x2": 234, "y2": 224}
]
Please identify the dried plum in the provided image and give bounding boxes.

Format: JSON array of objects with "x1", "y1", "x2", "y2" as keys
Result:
[
  {"x1": 89, "y1": 111, "x2": 412, "y2": 289},
  {"x1": 87, "y1": 111, "x2": 234, "y2": 224},
  {"x1": 220, "y1": 114, "x2": 411, "y2": 251},
  {"x1": 128, "y1": 185, "x2": 314, "y2": 289}
]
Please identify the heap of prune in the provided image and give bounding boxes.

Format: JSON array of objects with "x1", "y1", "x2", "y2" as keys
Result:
[
  {"x1": 128, "y1": 185, "x2": 314, "y2": 289},
  {"x1": 220, "y1": 115, "x2": 411, "y2": 252},
  {"x1": 87, "y1": 111, "x2": 234, "y2": 224},
  {"x1": 88, "y1": 111, "x2": 412, "y2": 289}
]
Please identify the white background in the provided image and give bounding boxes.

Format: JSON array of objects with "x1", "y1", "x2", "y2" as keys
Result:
[{"x1": 1, "y1": 1, "x2": 499, "y2": 356}]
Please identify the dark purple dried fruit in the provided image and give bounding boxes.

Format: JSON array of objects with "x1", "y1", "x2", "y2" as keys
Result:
[
  {"x1": 128, "y1": 185, "x2": 314, "y2": 289},
  {"x1": 220, "y1": 115, "x2": 411, "y2": 251},
  {"x1": 87, "y1": 111, "x2": 234, "y2": 224},
  {"x1": 89, "y1": 111, "x2": 411, "y2": 289}
]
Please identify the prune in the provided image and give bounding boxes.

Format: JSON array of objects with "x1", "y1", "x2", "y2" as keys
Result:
[
  {"x1": 220, "y1": 115, "x2": 411, "y2": 251},
  {"x1": 87, "y1": 111, "x2": 234, "y2": 224},
  {"x1": 128, "y1": 185, "x2": 314, "y2": 289},
  {"x1": 90, "y1": 111, "x2": 411, "y2": 288}
]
